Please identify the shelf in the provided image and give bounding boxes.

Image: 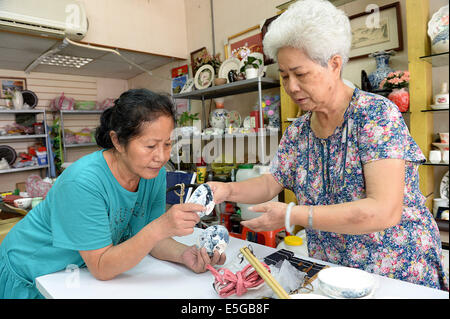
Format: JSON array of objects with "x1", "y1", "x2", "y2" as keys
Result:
[
  {"x1": 0, "y1": 109, "x2": 45, "y2": 114},
  {"x1": 175, "y1": 129, "x2": 280, "y2": 140},
  {"x1": 0, "y1": 134, "x2": 47, "y2": 141},
  {"x1": 419, "y1": 52, "x2": 449, "y2": 67},
  {"x1": 60, "y1": 110, "x2": 103, "y2": 114},
  {"x1": 422, "y1": 162, "x2": 449, "y2": 167},
  {"x1": 65, "y1": 143, "x2": 98, "y2": 148},
  {"x1": 421, "y1": 108, "x2": 449, "y2": 112},
  {"x1": 172, "y1": 77, "x2": 280, "y2": 100},
  {"x1": 0, "y1": 165, "x2": 49, "y2": 174}
]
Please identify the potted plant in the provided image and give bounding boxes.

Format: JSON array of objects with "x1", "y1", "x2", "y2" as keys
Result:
[
  {"x1": 240, "y1": 55, "x2": 263, "y2": 79},
  {"x1": 379, "y1": 70, "x2": 410, "y2": 112},
  {"x1": 176, "y1": 111, "x2": 200, "y2": 136}
]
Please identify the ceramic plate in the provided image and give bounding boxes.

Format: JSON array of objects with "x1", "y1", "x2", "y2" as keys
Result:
[
  {"x1": 441, "y1": 171, "x2": 449, "y2": 200},
  {"x1": 318, "y1": 267, "x2": 377, "y2": 299},
  {"x1": 186, "y1": 183, "x2": 215, "y2": 218},
  {"x1": 431, "y1": 104, "x2": 449, "y2": 110},
  {"x1": 238, "y1": 52, "x2": 264, "y2": 74},
  {"x1": 194, "y1": 64, "x2": 215, "y2": 90},
  {"x1": 225, "y1": 110, "x2": 241, "y2": 128},
  {"x1": 197, "y1": 225, "x2": 230, "y2": 256},
  {"x1": 218, "y1": 57, "x2": 240, "y2": 83},
  {"x1": 0, "y1": 145, "x2": 17, "y2": 165}
]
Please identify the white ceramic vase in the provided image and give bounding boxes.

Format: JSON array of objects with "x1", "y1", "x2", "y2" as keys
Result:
[
  {"x1": 428, "y1": 5, "x2": 449, "y2": 54},
  {"x1": 245, "y1": 68, "x2": 258, "y2": 79},
  {"x1": 12, "y1": 90, "x2": 23, "y2": 109}
]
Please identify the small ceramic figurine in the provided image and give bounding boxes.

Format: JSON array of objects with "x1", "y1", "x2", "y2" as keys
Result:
[
  {"x1": 434, "y1": 82, "x2": 449, "y2": 105},
  {"x1": 197, "y1": 225, "x2": 230, "y2": 256}
]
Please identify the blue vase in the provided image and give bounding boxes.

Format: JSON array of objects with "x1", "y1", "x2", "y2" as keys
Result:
[{"x1": 368, "y1": 51, "x2": 395, "y2": 90}]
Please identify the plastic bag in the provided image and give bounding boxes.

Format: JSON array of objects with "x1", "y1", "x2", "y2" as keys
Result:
[
  {"x1": 25, "y1": 174, "x2": 53, "y2": 198},
  {"x1": 50, "y1": 93, "x2": 74, "y2": 111}
]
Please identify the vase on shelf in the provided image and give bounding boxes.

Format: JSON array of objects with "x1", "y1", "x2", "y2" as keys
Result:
[
  {"x1": 388, "y1": 88, "x2": 410, "y2": 112},
  {"x1": 368, "y1": 50, "x2": 395, "y2": 90}
]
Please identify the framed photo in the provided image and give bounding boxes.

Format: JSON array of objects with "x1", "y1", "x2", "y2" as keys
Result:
[
  {"x1": 190, "y1": 47, "x2": 208, "y2": 75},
  {"x1": 224, "y1": 25, "x2": 262, "y2": 60},
  {"x1": 348, "y1": 2, "x2": 403, "y2": 60},
  {"x1": 172, "y1": 74, "x2": 189, "y2": 95},
  {"x1": 0, "y1": 77, "x2": 27, "y2": 98},
  {"x1": 180, "y1": 78, "x2": 195, "y2": 94}
]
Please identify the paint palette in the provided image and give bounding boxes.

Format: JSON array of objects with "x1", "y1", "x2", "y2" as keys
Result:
[
  {"x1": 186, "y1": 183, "x2": 215, "y2": 218},
  {"x1": 197, "y1": 225, "x2": 230, "y2": 256}
]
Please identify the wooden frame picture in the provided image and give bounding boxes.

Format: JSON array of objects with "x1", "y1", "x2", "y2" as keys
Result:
[
  {"x1": 348, "y1": 2, "x2": 403, "y2": 60},
  {"x1": 261, "y1": 14, "x2": 282, "y2": 65},
  {"x1": 0, "y1": 77, "x2": 27, "y2": 98},
  {"x1": 224, "y1": 25, "x2": 263, "y2": 60},
  {"x1": 190, "y1": 47, "x2": 208, "y2": 75}
]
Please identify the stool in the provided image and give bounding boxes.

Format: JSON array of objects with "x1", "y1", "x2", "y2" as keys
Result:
[{"x1": 241, "y1": 227, "x2": 285, "y2": 248}]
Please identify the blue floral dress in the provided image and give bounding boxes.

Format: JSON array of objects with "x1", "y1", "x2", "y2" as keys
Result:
[{"x1": 270, "y1": 88, "x2": 449, "y2": 291}]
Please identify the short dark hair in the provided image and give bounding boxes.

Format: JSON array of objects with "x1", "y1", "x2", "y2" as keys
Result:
[{"x1": 95, "y1": 88, "x2": 176, "y2": 149}]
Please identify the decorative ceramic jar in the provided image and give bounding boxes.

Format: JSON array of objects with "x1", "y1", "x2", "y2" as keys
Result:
[
  {"x1": 368, "y1": 51, "x2": 395, "y2": 90},
  {"x1": 434, "y1": 82, "x2": 449, "y2": 105},
  {"x1": 388, "y1": 88, "x2": 409, "y2": 112},
  {"x1": 428, "y1": 5, "x2": 449, "y2": 54},
  {"x1": 209, "y1": 98, "x2": 229, "y2": 131}
]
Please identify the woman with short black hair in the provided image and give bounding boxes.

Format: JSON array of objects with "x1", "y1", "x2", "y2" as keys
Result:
[{"x1": 0, "y1": 88, "x2": 225, "y2": 299}]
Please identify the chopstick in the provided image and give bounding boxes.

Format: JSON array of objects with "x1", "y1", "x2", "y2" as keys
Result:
[{"x1": 240, "y1": 246, "x2": 291, "y2": 299}]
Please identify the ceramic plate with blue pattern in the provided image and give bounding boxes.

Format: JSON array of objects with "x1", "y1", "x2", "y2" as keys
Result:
[
  {"x1": 197, "y1": 225, "x2": 230, "y2": 256},
  {"x1": 187, "y1": 183, "x2": 215, "y2": 218}
]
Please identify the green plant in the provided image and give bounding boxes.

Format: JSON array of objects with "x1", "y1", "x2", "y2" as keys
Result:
[
  {"x1": 240, "y1": 56, "x2": 263, "y2": 73},
  {"x1": 177, "y1": 111, "x2": 199, "y2": 127}
]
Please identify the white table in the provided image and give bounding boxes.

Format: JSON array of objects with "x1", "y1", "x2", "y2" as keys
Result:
[{"x1": 36, "y1": 227, "x2": 449, "y2": 299}]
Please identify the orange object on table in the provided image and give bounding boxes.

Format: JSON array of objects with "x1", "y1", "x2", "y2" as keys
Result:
[{"x1": 241, "y1": 227, "x2": 285, "y2": 248}]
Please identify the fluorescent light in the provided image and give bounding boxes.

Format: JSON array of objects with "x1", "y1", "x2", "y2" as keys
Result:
[{"x1": 39, "y1": 54, "x2": 93, "y2": 68}]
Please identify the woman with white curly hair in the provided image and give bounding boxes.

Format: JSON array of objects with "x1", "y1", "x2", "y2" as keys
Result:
[{"x1": 209, "y1": 0, "x2": 448, "y2": 290}]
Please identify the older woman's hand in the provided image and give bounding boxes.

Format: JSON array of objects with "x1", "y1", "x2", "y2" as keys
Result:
[
  {"x1": 240, "y1": 201, "x2": 288, "y2": 232},
  {"x1": 181, "y1": 245, "x2": 226, "y2": 273}
]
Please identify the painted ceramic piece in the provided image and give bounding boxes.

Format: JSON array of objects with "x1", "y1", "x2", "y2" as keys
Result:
[
  {"x1": 225, "y1": 110, "x2": 241, "y2": 128},
  {"x1": 209, "y1": 108, "x2": 229, "y2": 130},
  {"x1": 218, "y1": 57, "x2": 240, "y2": 83},
  {"x1": 318, "y1": 267, "x2": 377, "y2": 299},
  {"x1": 197, "y1": 225, "x2": 230, "y2": 256},
  {"x1": 441, "y1": 171, "x2": 449, "y2": 200},
  {"x1": 187, "y1": 183, "x2": 215, "y2": 218},
  {"x1": 194, "y1": 64, "x2": 215, "y2": 90},
  {"x1": 428, "y1": 5, "x2": 449, "y2": 54},
  {"x1": 368, "y1": 51, "x2": 395, "y2": 90}
]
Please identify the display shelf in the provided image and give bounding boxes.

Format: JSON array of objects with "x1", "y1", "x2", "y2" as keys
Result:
[
  {"x1": 173, "y1": 77, "x2": 280, "y2": 100},
  {"x1": 421, "y1": 108, "x2": 449, "y2": 112},
  {"x1": 60, "y1": 110, "x2": 104, "y2": 114},
  {"x1": 0, "y1": 134, "x2": 47, "y2": 141},
  {"x1": 0, "y1": 165, "x2": 49, "y2": 174},
  {"x1": 65, "y1": 143, "x2": 98, "y2": 148},
  {"x1": 0, "y1": 109, "x2": 45, "y2": 114},
  {"x1": 175, "y1": 128, "x2": 280, "y2": 140},
  {"x1": 419, "y1": 51, "x2": 449, "y2": 67},
  {"x1": 422, "y1": 162, "x2": 449, "y2": 167}
]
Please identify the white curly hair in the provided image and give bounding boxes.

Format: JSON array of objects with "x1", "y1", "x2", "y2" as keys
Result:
[{"x1": 263, "y1": 0, "x2": 352, "y2": 67}]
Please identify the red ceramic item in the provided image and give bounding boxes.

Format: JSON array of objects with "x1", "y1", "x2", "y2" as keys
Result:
[{"x1": 388, "y1": 88, "x2": 410, "y2": 112}]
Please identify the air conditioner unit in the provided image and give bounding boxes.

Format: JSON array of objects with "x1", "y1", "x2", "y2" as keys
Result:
[{"x1": 0, "y1": 0, "x2": 88, "y2": 40}]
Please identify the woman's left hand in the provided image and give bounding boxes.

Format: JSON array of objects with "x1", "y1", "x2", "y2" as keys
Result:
[
  {"x1": 241, "y1": 201, "x2": 288, "y2": 232},
  {"x1": 181, "y1": 245, "x2": 226, "y2": 273}
]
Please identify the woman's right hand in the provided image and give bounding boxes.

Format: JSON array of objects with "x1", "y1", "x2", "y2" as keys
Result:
[
  {"x1": 207, "y1": 181, "x2": 232, "y2": 204},
  {"x1": 155, "y1": 203, "x2": 204, "y2": 238}
]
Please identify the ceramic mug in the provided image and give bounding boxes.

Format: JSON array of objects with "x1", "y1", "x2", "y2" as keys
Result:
[
  {"x1": 443, "y1": 150, "x2": 449, "y2": 164},
  {"x1": 439, "y1": 132, "x2": 449, "y2": 144},
  {"x1": 429, "y1": 150, "x2": 442, "y2": 163}
]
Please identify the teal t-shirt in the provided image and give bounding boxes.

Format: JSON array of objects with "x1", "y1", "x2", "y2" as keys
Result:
[{"x1": 0, "y1": 150, "x2": 166, "y2": 298}]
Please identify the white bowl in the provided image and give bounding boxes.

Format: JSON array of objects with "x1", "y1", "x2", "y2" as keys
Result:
[
  {"x1": 318, "y1": 267, "x2": 377, "y2": 299},
  {"x1": 14, "y1": 197, "x2": 32, "y2": 209}
]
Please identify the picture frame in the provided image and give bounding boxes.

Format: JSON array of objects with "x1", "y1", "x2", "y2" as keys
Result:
[
  {"x1": 172, "y1": 74, "x2": 189, "y2": 95},
  {"x1": 0, "y1": 77, "x2": 27, "y2": 98},
  {"x1": 348, "y1": 2, "x2": 403, "y2": 60},
  {"x1": 261, "y1": 14, "x2": 282, "y2": 65},
  {"x1": 180, "y1": 78, "x2": 195, "y2": 94},
  {"x1": 190, "y1": 47, "x2": 208, "y2": 75},
  {"x1": 224, "y1": 25, "x2": 262, "y2": 60}
]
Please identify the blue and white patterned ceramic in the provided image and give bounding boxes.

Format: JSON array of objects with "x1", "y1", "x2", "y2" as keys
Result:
[
  {"x1": 209, "y1": 108, "x2": 229, "y2": 130},
  {"x1": 318, "y1": 267, "x2": 377, "y2": 299},
  {"x1": 368, "y1": 50, "x2": 395, "y2": 90},
  {"x1": 197, "y1": 225, "x2": 230, "y2": 256},
  {"x1": 428, "y1": 5, "x2": 449, "y2": 54},
  {"x1": 187, "y1": 184, "x2": 215, "y2": 218}
]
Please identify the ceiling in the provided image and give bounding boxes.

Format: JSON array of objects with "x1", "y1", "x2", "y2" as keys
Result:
[{"x1": 0, "y1": 31, "x2": 181, "y2": 80}]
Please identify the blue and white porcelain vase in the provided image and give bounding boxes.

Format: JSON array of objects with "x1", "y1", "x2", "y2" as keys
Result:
[
  {"x1": 368, "y1": 50, "x2": 395, "y2": 90},
  {"x1": 428, "y1": 5, "x2": 449, "y2": 54}
]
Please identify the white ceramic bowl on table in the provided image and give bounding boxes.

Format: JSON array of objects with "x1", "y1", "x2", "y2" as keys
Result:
[{"x1": 318, "y1": 267, "x2": 377, "y2": 299}]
